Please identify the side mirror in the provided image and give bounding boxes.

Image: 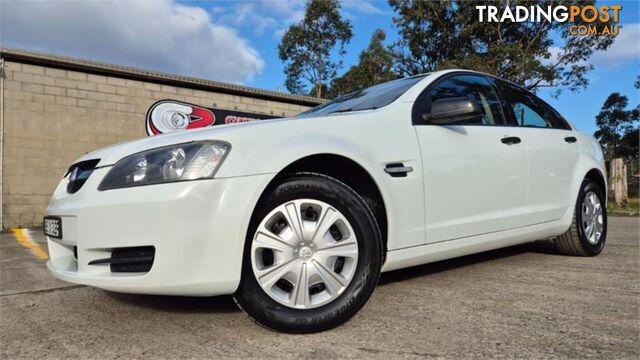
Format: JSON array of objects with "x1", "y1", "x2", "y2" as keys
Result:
[{"x1": 424, "y1": 97, "x2": 481, "y2": 125}]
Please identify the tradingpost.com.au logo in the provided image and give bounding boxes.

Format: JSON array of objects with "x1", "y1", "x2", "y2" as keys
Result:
[{"x1": 476, "y1": 4, "x2": 621, "y2": 36}]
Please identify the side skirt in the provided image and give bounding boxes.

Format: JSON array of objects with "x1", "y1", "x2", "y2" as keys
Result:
[{"x1": 381, "y1": 217, "x2": 570, "y2": 273}]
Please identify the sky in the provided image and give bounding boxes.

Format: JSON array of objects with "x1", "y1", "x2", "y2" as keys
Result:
[{"x1": 1, "y1": 0, "x2": 638, "y2": 134}]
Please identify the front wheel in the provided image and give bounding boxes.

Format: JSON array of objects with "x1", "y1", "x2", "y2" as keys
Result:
[
  {"x1": 554, "y1": 178, "x2": 607, "y2": 256},
  {"x1": 234, "y1": 173, "x2": 382, "y2": 333}
]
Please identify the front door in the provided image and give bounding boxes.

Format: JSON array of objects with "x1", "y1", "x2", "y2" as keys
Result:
[{"x1": 413, "y1": 74, "x2": 530, "y2": 243}]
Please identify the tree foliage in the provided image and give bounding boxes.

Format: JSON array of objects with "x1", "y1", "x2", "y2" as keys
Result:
[
  {"x1": 328, "y1": 29, "x2": 398, "y2": 98},
  {"x1": 594, "y1": 93, "x2": 639, "y2": 160},
  {"x1": 278, "y1": 0, "x2": 352, "y2": 98},
  {"x1": 388, "y1": 0, "x2": 617, "y2": 97}
]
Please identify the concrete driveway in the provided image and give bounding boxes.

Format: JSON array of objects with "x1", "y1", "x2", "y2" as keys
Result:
[{"x1": 1, "y1": 217, "x2": 638, "y2": 358}]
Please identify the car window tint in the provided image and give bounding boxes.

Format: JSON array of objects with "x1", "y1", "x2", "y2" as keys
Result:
[
  {"x1": 297, "y1": 75, "x2": 427, "y2": 118},
  {"x1": 512, "y1": 102, "x2": 550, "y2": 127},
  {"x1": 498, "y1": 80, "x2": 570, "y2": 129},
  {"x1": 427, "y1": 75, "x2": 505, "y2": 126}
]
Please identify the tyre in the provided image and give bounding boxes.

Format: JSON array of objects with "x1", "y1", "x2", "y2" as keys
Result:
[
  {"x1": 233, "y1": 172, "x2": 382, "y2": 333},
  {"x1": 554, "y1": 178, "x2": 607, "y2": 256}
]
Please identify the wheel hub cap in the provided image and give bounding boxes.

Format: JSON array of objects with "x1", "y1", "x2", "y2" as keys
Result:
[
  {"x1": 250, "y1": 199, "x2": 359, "y2": 309},
  {"x1": 581, "y1": 191, "x2": 604, "y2": 245},
  {"x1": 298, "y1": 246, "x2": 314, "y2": 261}
]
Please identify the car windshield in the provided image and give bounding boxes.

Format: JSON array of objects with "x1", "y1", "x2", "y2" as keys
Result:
[{"x1": 296, "y1": 75, "x2": 427, "y2": 118}]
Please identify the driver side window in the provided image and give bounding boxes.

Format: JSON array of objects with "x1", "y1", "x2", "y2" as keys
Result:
[{"x1": 426, "y1": 75, "x2": 505, "y2": 126}]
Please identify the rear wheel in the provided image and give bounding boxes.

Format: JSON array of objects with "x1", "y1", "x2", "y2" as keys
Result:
[
  {"x1": 554, "y1": 178, "x2": 607, "y2": 256},
  {"x1": 234, "y1": 173, "x2": 382, "y2": 333}
]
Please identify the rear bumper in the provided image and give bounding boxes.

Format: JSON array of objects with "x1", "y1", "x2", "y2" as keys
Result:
[{"x1": 45, "y1": 169, "x2": 272, "y2": 296}]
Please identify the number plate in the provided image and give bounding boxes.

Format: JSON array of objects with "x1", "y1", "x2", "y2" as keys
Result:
[{"x1": 43, "y1": 216, "x2": 62, "y2": 239}]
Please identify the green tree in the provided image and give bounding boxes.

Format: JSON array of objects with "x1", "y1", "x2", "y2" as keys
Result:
[
  {"x1": 328, "y1": 29, "x2": 398, "y2": 98},
  {"x1": 622, "y1": 77, "x2": 640, "y2": 160},
  {"x1": 278, "y1": 0, "x2": 352, "y2": 98},
  {"x1": 388, "y1": 0, "x2": 617, "y2": 97},
  {"x1": 594, "y1": 93, "x2": 639, "y2": 160},
  {"x1": 619, "y1": 129, "x2": 639, "y2": 159}
]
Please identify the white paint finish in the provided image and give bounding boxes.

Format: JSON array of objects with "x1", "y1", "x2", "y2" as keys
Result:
[
  {"x1": 75, "y1": 101, "x2": 427, "y2": 251},
  {"x1": 517, "y1": 127, "x2": 581, "y2": 223},
  {"x1": 381, "y1": 208, "x2": 573, "y2": 273},
  {"x1": 47, "y1": 173, "x2": 272, "y2": 295},
  {"x1": 416, "y1": 125, "x2": 529, "y2": 243},
  {"x1": 45, "y1": 70, "x2": 607, "y2": 297}
]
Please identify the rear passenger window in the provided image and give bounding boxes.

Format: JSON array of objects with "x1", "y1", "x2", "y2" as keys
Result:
[
  {"x1": 512, "y1": 102, "x2": 551, "y2": 128},
  {"x1": 498, "y1": 81, "x2": 570, "y2": 129},
  {"x1": 426, "y1": 75, "x2": 505, "y2": 126}
]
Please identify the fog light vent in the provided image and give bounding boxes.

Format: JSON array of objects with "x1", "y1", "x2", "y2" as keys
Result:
[{"x1": 88, "y1": 246, "x2": 155, "y2": 273}]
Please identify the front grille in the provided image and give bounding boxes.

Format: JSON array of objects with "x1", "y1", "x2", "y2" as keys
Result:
[{"x1": 66, "y1": 159, "x2": 100, "y2": 194}]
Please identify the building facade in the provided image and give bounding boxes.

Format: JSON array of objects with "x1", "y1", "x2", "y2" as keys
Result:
[{"x1": 0, "y1": 48, "x2": 322, "y2": 229}]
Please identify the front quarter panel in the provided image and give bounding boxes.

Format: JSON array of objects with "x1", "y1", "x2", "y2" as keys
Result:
[{"x1": 214, "y1": 103, "x2": 426, "y2": 250}]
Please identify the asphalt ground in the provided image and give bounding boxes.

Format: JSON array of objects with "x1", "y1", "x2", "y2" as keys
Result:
[{"x1": 1, "y1": 217, "x2": 638, "y2": 358}]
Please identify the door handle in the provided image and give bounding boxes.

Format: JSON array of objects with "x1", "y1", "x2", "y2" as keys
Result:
[
  {"x1": 564, "y1": 136, "x2": 578, "y2": 143},
  {"x1": 385, "y1": 163, "x2": 413, "y2": 177},
  {"x1": 501, "y1": 136, "x2": 521, "y2": 145}
]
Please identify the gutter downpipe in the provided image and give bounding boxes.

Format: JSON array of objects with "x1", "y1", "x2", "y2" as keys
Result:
[{"x1": 0, "y1": 57, "x2": 4, "y2": 230}]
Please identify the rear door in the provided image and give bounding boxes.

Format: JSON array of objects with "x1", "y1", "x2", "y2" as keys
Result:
[
  {"x1": 496, "y1": 80, "x2": 580, "y2": 224},
  {"x1": 413, "y1": 74, "x2": 530, "y2": 243}
]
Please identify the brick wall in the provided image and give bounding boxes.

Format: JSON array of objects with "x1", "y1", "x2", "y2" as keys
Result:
[{"x1": 1, "y1": 60, "x2": 312, "y2": 229}]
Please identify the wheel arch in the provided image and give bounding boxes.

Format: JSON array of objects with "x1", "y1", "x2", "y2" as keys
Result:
[
  {"x1": 255, "y1": 153, "x2": 389, "y2": 256},
  {"x1": 584, "y1": 168, "x2": 607, "y2": 204}
]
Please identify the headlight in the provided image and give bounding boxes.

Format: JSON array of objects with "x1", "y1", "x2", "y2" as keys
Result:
[{"x1": 98, "y1": 141, "x2": 230, "y2": 190}]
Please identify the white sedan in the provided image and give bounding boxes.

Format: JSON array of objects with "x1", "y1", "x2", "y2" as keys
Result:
[{"x1": 44, "y1": 70, "x2": 607, "y2": 333}]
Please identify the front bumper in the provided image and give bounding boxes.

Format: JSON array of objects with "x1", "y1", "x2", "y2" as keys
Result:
[{"x1": 45, "y1": 167, "x2": 272, "y2": 296}]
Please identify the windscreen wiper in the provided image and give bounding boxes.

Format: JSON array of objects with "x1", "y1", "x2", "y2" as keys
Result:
[{"x1": 328, "y1": 107, "x2": 378, "y2": 114}]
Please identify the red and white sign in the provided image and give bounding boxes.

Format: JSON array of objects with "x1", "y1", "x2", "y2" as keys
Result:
[
  {"x1": 146, "y1": 100, "x2": 215, "y2": 136},
  {"x1": 145, "y1": 100, "x2": 278, "y2": 136}
]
